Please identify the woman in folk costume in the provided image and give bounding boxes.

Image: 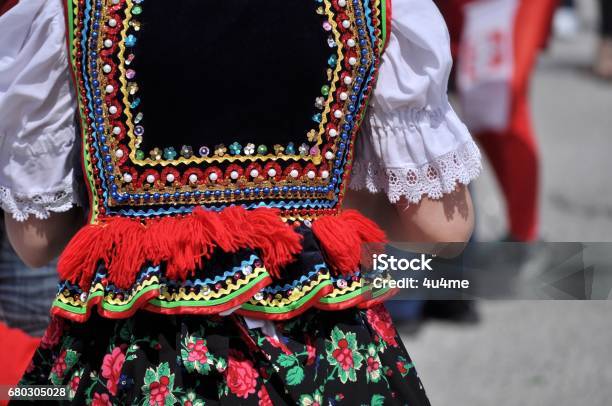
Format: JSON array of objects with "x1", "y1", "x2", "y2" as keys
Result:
[{"x1": 1, "y1": 0, "x2": 480, "y2": 404}]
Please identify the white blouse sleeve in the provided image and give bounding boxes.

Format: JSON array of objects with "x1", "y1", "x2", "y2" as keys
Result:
[
  {"x1": 0, "y1": 0, "x2": 78, "y2": 221},
  {"x1": 350, "y1": 0, "x2": 482, "y2": 204}
]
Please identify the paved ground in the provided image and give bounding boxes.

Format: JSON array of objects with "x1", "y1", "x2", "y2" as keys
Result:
[
  {"x1": 398, "y1": 3, "x2": 612, "y2": 405},
  {"x1": 400, "y1": 301, "x2": 612, "y2": 406}
]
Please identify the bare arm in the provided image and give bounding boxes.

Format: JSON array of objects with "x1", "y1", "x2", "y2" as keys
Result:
[
  {"x1": 392, "y1": 185, "x2": 474, "y2": 244},
  {"x1": 4, "y1": 209, "x2": 84, "y2": 268},
  {"x1": 344, "y1": 185, "x2": 474, "y2": 256}
]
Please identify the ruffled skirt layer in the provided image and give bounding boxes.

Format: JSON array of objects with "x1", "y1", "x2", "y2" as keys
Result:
[{"x1": 52, "y1": 219, "x2": 395, "y2": 323}]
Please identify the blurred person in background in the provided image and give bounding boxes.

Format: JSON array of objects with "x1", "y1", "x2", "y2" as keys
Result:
[
  {"x1": 435, "y1": 0, "x2": 558, "y2": 242},
  {"x1": 553, "y1": 0, "x2": 612, "y2": 79},
  {"x1": 554, "y1": 0, "x2": 580, "y2": 39},
  {"x1": 595, "y1": 0, "x2": 612, "y2": 78},
  {"x1": 396, "y1": 0, "x2": 557, "y2": 326}
]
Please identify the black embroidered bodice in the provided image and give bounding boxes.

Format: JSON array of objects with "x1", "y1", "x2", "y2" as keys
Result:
[
  {"x1": 55, "y1": 0, "x2": 393, "y2": 322},
  {"x1": 66, "y1": 0, "x2": 388, "y2": 221}
]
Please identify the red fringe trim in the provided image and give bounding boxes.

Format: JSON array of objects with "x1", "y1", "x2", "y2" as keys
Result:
[
  {"x1": 58, "y1": 207, "x2": 303, "y2": 290},
  {"x1": 311, "y1": 209, "x2": 387, "y2": 275},
  {"x1": 57, "y1": 207, "x2": 386, "y2": 291}
]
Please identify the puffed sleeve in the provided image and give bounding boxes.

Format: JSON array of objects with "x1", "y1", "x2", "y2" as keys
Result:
[
  {"x1": 0, "y1": 0, "x2": 78, "y2": 221},
  {"x1": 350, "y1": 0, "x2": 482, "y2": 204}
]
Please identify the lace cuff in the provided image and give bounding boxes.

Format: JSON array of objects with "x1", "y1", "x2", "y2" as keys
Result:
[
  {"x1": 349, "y1": 140, "x2": 482, "y2": 204},
  {"x1": 349, "y1": 102, "x2": 482, "y2": 204},
  {"x1": 0, "y1": 124, "x2": 77, "y2": 221},
  {"x1": 0, "y1": 180, "x2": 75, "y2": 222}
]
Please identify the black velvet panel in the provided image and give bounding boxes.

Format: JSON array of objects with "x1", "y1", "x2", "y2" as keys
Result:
[{"x1": 134, "y1": 0, "x2": 330, "y2": 151}]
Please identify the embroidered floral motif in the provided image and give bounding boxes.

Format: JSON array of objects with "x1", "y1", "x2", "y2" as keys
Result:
[
  {"x1": 50, "y1": 349, "x2": 79, "y2": 385},
  {"x1": 91, "y1": 392, "x2": 113, "y2": 406},
  {"x1": 180, "y1": 390, "x2": 206, "y2": 406},
  {"x1": 366, "y1": 344, "x2": 383, "y2": 383},
  {"x1": 40, "y1": 317, "x2": 64, "y2": 349},
  {"x1": 101, "y1": 347, "x2": 125, "y2": 395},
  {"x1": 299, "y1": 389, "x2": 324, "y2": 406},
  {"x1": 180, "y1": 333, "x2": 221, "y2": 375},
  {"x1": 226, "y1": 350, "x2": 259, "y2": 399},
  {"x1": 396, "y1": 355, "x2": 415, "y2": 378},
  {"x1": 142, "y1": 362, "x2": 177, "y2": 406},
  {"x1": 21, "y1": 308, "x2": 430, "y2": 405},
  {"x1": 326, "y1": 327, "x2": 364, "y2": 384},
  {"x1": 366, "y1": 304, "x2": 399, "y2": 347}
]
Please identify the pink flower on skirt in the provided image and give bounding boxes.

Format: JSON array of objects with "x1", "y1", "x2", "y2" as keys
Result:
[{"x1": 101, "y1": 347, "x2": 125, "y2": 395}]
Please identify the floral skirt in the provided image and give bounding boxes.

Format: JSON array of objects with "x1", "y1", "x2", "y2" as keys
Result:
[{"x1": 19, "y1": 305, "x2": 430, "y2": 405}]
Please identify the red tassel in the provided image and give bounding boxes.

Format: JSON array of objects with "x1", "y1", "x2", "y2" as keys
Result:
[
  {"x1": 58, "y1": 208, "x2": 384, "y2": 290},
  {"x1": 341, "y1": 210, "x2": 387, "y2": 269},
  {"x1": 340, "y1": 210, "x2": 387, "y2": 244},
  {"x1": 219, "y1": 206, "x2": 303, "y2": 278},
  {"x1": 106, "y1": 218, "x2": 147, "y2": 289},
  {"x1": 57, "y1": 206, "x2": 304, "y2": 290},
  {"x1": 166, "y1": 208, "x2": 227, "y2": 280},
  {"x1": 194, "y1": 206, "x2": 238, "y2": 253},
  {"x1": 312, "y1": 210, "x2": 387, "y2": 275},
  {"x1": 142, "y1": 216, "x2": 180, "y2": 266},
  {"x1": 58, "y1": 224, "x2": 109, "y2": 289},
  {"x1": 244, "y1": 208, "x2": 304, "y2": 278}
]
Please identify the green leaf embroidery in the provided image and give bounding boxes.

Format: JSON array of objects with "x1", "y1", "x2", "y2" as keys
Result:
[
  {"x1": 286, "y1": 365, "x2": 305, "y2": 386},
  {"x1": 144, "y1": 368, "x2": 157, "y2": 386},
  {"x1": 119, "y1": 323, "x2": 132, "y2": 341},
  {"x1": 64, "y1": 349, "x2": 79, "y2": 368},
  {"x1": 371, "y1": 393, "x2": 385, "y2": 406},
  {"x1": 158, "y1": 362, "x2": 171, "y2": 379},
  {"x1": 163, "y1": 393, "x2": 177, "y2": 406},
  {"x1": 278, "y1": 353, "x2": 297, "y2": 368},
  {"x1": 330, "y1": 326, "x2": 345, "y2": 343}
]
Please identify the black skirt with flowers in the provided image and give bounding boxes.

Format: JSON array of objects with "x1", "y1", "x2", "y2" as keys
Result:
[{"x1": 19, "y1": 305, "x2": 430, "y2": 405}]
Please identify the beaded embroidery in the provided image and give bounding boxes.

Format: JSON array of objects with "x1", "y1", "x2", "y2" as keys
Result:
[
  {"x1": 57, "y1": 0, "x2": 392, "y2": 321},
  {"x1": 65, "y1": 0, "x2": 387, "y2": 221}
]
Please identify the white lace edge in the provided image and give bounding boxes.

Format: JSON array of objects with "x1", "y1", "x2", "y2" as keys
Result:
[
  {"x1": 0, "y1": 182, "x2": 75, "y2": 222},
  {"x1": 349, "y1": 140, "x2": 483, "y2": 204}
]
